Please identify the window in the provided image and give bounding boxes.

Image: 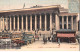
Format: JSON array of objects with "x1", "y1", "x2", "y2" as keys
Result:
[
  {"x1": 60, "y1": 24, "x2": 62, "y2": 29},
  {"x1": 68, "y1": 16, "x2": 71, "y2": 22},
  {"x1": 64, "y1": 16, "x2": 66, "y2": 22},
  {"x1": 64, "y1": 24, "x2": 66, "y2": 29},
  {"x1": 68, "y1": 24, "x2": 71, "y2": 29},
  {"x1": 59, "y1": 16, "x2": 62, "y2": 22}
]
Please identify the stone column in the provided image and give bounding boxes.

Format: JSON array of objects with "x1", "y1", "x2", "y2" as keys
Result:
[
  {"x1": 10, "y1": 16, "x2": 12, "y2": 31},
  {"x1": 35, "y1": 15, "x2": 37, "y2": 30},
  {"x1": 17, "y1": 16, "x2": 19, "y2": 31},
  {"x1": 22, "y1": 16, "x2": 23, "y2": 30},
  {"x1": 50, "y1": 13, "x2": 52, "y2": 30},
  {"x1": 30, "y1": 15, "x2": 32, "y2": 31},
  {"x1": 14, "y1": 16, "x2": 15, "y2": 30},
  {"x1": 6, "y1": 17, "x2": 8, "y2": 30},
  {"x1": 0, "y1": 17, "x2": 1, "y2": 31},
  {"x1": 1, "y1": 17, "x2": 3, "y2": 31},
  {"x1": 76, "y1": 16, "x2": 78, "y2": 31},
  {"x1": 26, "y1": 15, "x2": 28, "y2": 31},
  {"x1": 62, "y1": 16, "x2": 64, "y2": 29},
  {"x1": 40, "y1": 14, "x2": 42, "y2": 30},
  {"x1": 55, "y1": 14, "x2": 59, "y2": 30},
  {"x1": 67, "y1": 16, "x2": 68, "y2": 29},
  {"x1": 71, "y1": 16, "x2": 73, "y2": 30},
  {"x1": 45, "y1": 14, "x2": 47, "y2": 31},
  {"x1": 3, "y1": 17, "x2": 4, "y2": 30}
]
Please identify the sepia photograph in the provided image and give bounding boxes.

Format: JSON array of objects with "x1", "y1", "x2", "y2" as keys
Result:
[{"x1": 0, "y1": 0, "x2": 80, "y2": 52}]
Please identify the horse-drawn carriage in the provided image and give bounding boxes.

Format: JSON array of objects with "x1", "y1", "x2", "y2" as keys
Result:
[
  {"x1": 0, "y1": 32, "x2": 12, "y2": 48},
  {"x1": 11, "y1": 32, "x2": 24, "y2": 46},
  {"x1": 23, "y1": 32, "x2": 35, "y2": 45}
]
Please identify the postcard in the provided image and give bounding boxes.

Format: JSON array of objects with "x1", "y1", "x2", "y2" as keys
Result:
[{"x1": 0, "y1": 0, "x2": 80, "y2": 52}]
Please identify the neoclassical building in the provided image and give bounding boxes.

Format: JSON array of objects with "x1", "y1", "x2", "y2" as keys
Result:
[{"x1": 0, "y1": 5, "x2": 79, "y2": 35}]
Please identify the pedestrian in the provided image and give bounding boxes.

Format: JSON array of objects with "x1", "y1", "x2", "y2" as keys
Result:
[
  {"x1": 35, "y1": 30, "x2": 36, "y2": 35},
  {"x1": 48, "y1": 36, "x2": 50, "y2": 41},
  {"x1": 52, "y1": 36, "x2": 54, "y2": 42},
  {"x1": 58, "y1": 38, "x2": 60, "y2": 47},
  {"x1": 40, "y1": 33, "x2": 41, "y2": 36}
]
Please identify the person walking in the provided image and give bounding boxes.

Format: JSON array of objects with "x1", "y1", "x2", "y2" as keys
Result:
[{"x1": 58, "y1": 38, "x2": 60, "y2": 47}]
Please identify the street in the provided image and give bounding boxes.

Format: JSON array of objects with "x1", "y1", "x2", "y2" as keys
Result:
[{"x1": 0, "y1": 40, "x2": 79, "y2": 51}]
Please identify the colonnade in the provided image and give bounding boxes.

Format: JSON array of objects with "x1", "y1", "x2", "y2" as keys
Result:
[
  {"x1": 60, "y1": 16, "x2": 78, "y2": 30},
  {"x1": 0, "y1": 13, "x2": 59, "y2": 32}
]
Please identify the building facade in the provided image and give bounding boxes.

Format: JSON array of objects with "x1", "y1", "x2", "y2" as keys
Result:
[{"x1": 0, "y1": 5, "x2": 79, "y2": 36}]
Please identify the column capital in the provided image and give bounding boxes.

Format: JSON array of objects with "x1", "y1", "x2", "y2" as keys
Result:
[
  {"x1": 8, "y1": 15, "x2": 11, "y2": 17},
  {"x1": 49, "y1": 12, "x2": 53, "y2": 14},
  {"x1": 12, "y1": 15, "x2": 16, "y2": 17}
]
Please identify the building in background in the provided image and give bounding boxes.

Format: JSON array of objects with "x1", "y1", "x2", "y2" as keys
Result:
[
  {"x1": 68, "y1": 0, "x2": 80, "y2": 31},
  {"x1": 68, "y1": 0, "x2": 79, "y2": 13}
]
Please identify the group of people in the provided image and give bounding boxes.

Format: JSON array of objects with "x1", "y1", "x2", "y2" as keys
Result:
[{"x1": 42, "y1": 35, "x2": 56, "y2": 44}]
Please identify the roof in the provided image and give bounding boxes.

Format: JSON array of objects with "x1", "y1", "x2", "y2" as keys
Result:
[
  {"x1": 56, "y1": 29, "x2": 76, "y2": 33},
  {"x1": 0, "y1": 5, "x2": 60, "y2": 13}
]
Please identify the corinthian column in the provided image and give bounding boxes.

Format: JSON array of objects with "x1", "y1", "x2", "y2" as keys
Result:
[
  {"x1": 45, "y1": 14, "x2": 47, "y2": 31},
  {"x1": 22, "y1": 15, "x2": 23, "y2": 30},
  {"x1": 55, "y1": 14, "x2": 59, "y2": 30},
  {"x1": 35, "y1": 15, "x2": 37, "y2": 30},
  {"x1": 17, "y1": 16, "x2": 19, "y2": 31},
  {"x1": 0, "y1": 18, "x2": 1, "y2": 31},
  {"x1": 30, "y1": 15, "x2": 32, "y2": 31},
  {"x1": 10, "y1": 16, "x2": 12, "y2": 31},
  {"x1": 3, "y1": 17, "x2": 4, "y2": 30},
  {"x1": 40, "y1": 14, "x2": 42, "y2": 30},
  {"x1": 67, "y1": 16, "x2": 68, "y2": 29},
  {"x1": 50, "y1": 13, "x2": 52, "y2": 30},
  {"x1": 14, "y1": 16, "x2": 15, "y2": 30},
  {"x1": 6, "y1": 17, "x2": 8, "y2": 30},
  {"x1": 62, "y1": 16, "x2": 64, "y2": 29},
  {"x1": 71, "y1": 16, "x2": 73, "y2": 30},
  {"x1": 26, "y1": 15, "x2": 28, "y2": 31}
]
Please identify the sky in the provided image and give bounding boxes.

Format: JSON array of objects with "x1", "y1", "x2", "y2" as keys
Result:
[{"x1": 0, "y1": 0, "x2": 68, "y2": 11}]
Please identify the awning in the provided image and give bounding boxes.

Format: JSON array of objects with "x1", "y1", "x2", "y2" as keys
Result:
[{"x1": 57, "y1": 33, "x2": 75, "y2": 37}]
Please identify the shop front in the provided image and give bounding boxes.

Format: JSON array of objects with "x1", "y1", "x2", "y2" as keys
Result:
[{"x1": 56, "y1": 29, "x2": 76, "y2": 43}]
